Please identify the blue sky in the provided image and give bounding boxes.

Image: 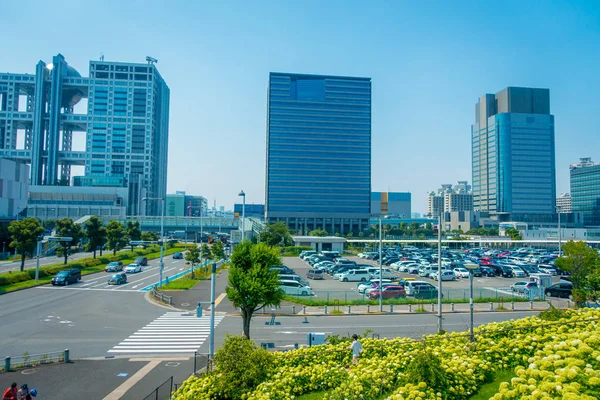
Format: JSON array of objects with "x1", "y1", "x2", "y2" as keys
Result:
[{"x1": 2, "y1": 0, "x2": 599, "y2": 213}]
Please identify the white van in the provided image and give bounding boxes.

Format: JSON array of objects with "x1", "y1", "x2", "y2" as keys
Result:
[
  {"x1": 338, "y1": 269, "x2": 371, "y2": 282},
  {"x1": 279, "y1": 280, "x2": 313, "y2": 296},
  {"x1": 279, "y1": 274, "x2": 309, "y2": 286}
]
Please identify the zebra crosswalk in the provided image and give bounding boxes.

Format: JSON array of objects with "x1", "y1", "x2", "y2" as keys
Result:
[{"x1": 108, "y1": 311, "x2": 225, "y2": 354}]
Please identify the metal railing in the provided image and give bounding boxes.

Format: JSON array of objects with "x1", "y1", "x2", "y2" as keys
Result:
[
  {"x1": 3, "y1": 349, "x2": 69, "y2": 372},
  {"x1": 151, "y1": 286, "x2": 173, "y2": 305},
  {"x1": 141, "y1": 376, "x2": 173, "y2": 400}
]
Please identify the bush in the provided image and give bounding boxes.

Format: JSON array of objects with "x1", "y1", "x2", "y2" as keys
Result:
[
  {"x1": 403, "y1": 348, "x2": 448, "y2": 393},
  {"x1": 538, "y1": 305, "x2": 568, "y2": 321},
  {"x1": 282, "y1": 246, "x2": 313, "y2": 256},
  {"x1": 211, "y1": 335, "x2": 275, "y2": 399},
  {"x1": 82, "y1": 259, "x2": 101, "y2": 268},
  {"x1": 2, "y1": 271, "x2": 31, "y2": 284}
]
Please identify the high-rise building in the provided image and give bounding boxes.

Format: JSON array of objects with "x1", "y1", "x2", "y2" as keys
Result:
[
  {"x1": 166, "y1": 191, "x2": 207, "y2": 217},
  {"x1": 426, "y1": 182, "x2": 473, "y2": 217},
  {"x1": 472, "y1": 87, "x2": 556, "y2": 220},
  {"x1": 371, "y1": 192, "x2": 411, "y2": 218},
  {"x1": 556, "y1": 193, "x2": 572, "y2": 214},
  {"x1": 570, "y1": 158, "x2": 600, "y2": 226},
  {"x1": 265, "y1": 72, "x2": 371, "y2": 234},
  {"x1": 0, "y1": 54, "x2": 170, "y2": 216}
]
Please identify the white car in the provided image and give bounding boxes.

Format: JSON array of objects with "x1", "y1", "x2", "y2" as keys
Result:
[
  {"x1": 509, "y1": 265, "x2": 527, "y2": 278},
  {"x1": 453, "y1": 267, "x2": 470, "y2": 278},
  {"x1": 370, "y1": 268, "x2": 396, "y2": 280},
  {"x1": 357, "y1": 279, "x2": 391, "y2": 293},
  {"x1": 364, "y1": 282, "x2": 397, "y2": 295},
  {"x1": 538, "y1": 265, "x2": 557, "y2": 275},
  {"x1": 125, "y1": 263, "x2": 142, "y2": 273},
  {"x1": 337, "y1": 269, "x2": 371, "y2": 282},
  {"x1": 398, "y1": 263, "x2": 420, "y2": 273}
]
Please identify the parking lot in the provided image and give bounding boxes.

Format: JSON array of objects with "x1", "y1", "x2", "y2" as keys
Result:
[{"x1": 283, "y1": 256, "x2": 566, "y2": 302}]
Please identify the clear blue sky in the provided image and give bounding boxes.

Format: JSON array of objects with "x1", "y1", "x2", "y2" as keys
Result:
[{"x1": 2, "y1": 0, "x2": 599, "y2": 213}]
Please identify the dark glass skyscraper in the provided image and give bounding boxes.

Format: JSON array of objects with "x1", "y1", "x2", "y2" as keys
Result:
[
  {"x1": 471, "y1": 87, "x2": 556, "y2": 221},
  {"x1": 265, "y1": 72, "x2": 371, "y2": 234},
  {"x1": 570, "y1": 158, "x2": 600, "y2": 227}
]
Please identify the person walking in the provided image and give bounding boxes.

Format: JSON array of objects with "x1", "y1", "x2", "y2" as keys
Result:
[
  {"x1": 349, "y1": 334, "x2": 363, "y2": 365},
  {"x1": 2, "y1": 383, "x2": 17, "y2": 400}
]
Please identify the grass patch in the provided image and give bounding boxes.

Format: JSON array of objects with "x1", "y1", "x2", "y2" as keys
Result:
[
  {"x1": 283, "y1": 295, "x2": 529, "y2": 307},
  {"x1": 0, "y1": 244, "x2": 188, "y2": 294},
  {"x1": 469, "y1": 369, "x2": 514, "y2": 399},
  {"x1": 161, "y1": 264, "x2": 228, "y2": 291}
]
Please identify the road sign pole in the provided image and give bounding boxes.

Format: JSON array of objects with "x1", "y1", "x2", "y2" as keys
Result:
[{"x1": 209, "y1": 262, "x2": 216, "y2": 359}]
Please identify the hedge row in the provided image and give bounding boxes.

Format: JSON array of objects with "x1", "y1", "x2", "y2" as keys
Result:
[{"x1": 0, "y1": 244, "x2": 182, "y2": 287}]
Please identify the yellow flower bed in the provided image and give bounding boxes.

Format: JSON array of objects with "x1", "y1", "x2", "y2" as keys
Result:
[{"x1": 172, "y1": 309, "x2": 600, "y2": 400}]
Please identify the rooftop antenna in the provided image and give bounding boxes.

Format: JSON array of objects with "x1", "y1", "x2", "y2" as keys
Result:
[
  {"x1": 146, "y1": 56, "x2": 158, "y2": 65},
  {"x1": 100, "y1": 53, "x2": 104, "y2": 62}
]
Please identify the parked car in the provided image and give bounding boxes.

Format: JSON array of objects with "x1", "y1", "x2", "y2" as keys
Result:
[
  {"x1": 371, "y1": 268, "x2": 396, "y2": 280},
  {"x1": 51, "y1": 269, "x2": 81, "y2": 286},
  {"x1": 431, "y1": 270, "x2": 456, "y2": 281},
  {"x1": 125, "y1": 263, "x2": 142, "y2": 273},
  {"x1": 508, "y1": 265, "x2": 527, "y2": 278},
  {"x1": 453, "y1": 267, "x2": 470, "y2": 278},
  {"x1": 538, "y1": 265, "x2": 557, "y2": 275},
  {"x1": 479, "y1": 266, "x2": 496, "y2": 277},
  {"x1": 510, "y1": 281, "x2": 531, "y2": 293},
  {"x1": 172, "y1": 252, "x2": 184, "y2": 260},
  {"x1": 279, "y1": 280, "x2": 312, "y2": 296},
  {"x1": 270, "y1": 266, "x2": 295, "y2": 275},
  {"x1": 108, "y1": 272, "x2": 127, "y2": 285},
  {"x1": 105, "y1": 261, "x2": 124, "y2": 272},
  {"x1": 134, "y1": 257, "x2": 148, "y2": 266},
  {"x1": 306, "y1": 269, "x2": 325, "y2": 280},
  {"x1": 368, "y1": 285, "x2": 406, "y2": 299},
  {"x1": 357, "y1": 279, "x2": 391, "y2": 293},
  {"x1": 418, "y1": 266, "x2": 437, "y2": 277},
  {"x1": 489, "y1": 264, "x2": 514, "y2": 278},
  {"x1": 413, "y1": 284, "x2": 439, "y2": 299},
  {"x1": 337, "y1": 269, "x2": 371, "y2": 282},
  {"x1": 365, "y1": 282, "x2": 398, "y2": 295},
  {"x1": 544, "y1": 282, "x2": 573, "y2": 299},
  {"x1": 279, "y1": 274, "x2": 310, "y2": 286},
  {"x1": 404, "y1": 281, "x2": 434, "y2": 296}
]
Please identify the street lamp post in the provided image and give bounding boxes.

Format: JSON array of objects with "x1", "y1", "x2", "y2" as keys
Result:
[
  {"x1": 437, "y1": 211, "x2": 443, "y2": 333},
  {"x1": 143, "y1": 197, "x2": 165, "y2": 287},
  {"x1": 378, "y1": 216, "x2": 383, "y2": 312},
  {"x1": 238, "y1": 190, "x2": 246, "y2": 242},
  {"x1": 36, "y1": 236, "x2": 72, "y2": 283},
  {"x1": 557, "y1": 206, "x2": 562, "y2": 257},
  {"x1": 464, "y1": 263, "x2": 478, "y2": 342}
]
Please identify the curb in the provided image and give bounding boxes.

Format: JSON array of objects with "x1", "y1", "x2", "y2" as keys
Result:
[{"x1": 223, "y1": 308, "x2": 554, "y2": 317}]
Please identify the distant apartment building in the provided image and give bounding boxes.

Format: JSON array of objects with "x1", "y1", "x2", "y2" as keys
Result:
[
  {"x1": 472, "y1": 87, "x2": 556, "y2": 221},
  {"x1": 265, "y1": 72, "x2": 372, "y2": 234},
  {"x1": 166, "y1": 191, "x2": 207, "y2": 217},
  {"x1": 570, "y1": 158, "x2": 600, "y2": 226},
  {"x1": 556, "y1": 193, "x2": 572, "y2": 214},
  {"x1": 426, "y1": 182, "x2": 473, "y2": 217},
  {"x1": 371, "y1": 192, "x2": 411, "y2": 218},
  {"x1": 0, "y1": 158, "x2": 28, "y2": 218},
  {"x1": 1, "y1": 53, "x2": 170, "y2": 218}
]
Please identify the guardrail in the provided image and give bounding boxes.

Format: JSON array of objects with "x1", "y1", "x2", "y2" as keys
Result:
[
  {"x1": 151, "y1": 287, "x2": 173, "y2": 305},
  {"x1": 2, "y1": 349, "x2": 69, "y2": 372}
]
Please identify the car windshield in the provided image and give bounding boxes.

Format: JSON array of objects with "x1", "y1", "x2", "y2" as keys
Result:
[
  {"x1": 108, "y1": 262, "x2": 118, "y2": 266},
  {"x1": 56, "y1": 271, "x2": 68, "y2": 276}
]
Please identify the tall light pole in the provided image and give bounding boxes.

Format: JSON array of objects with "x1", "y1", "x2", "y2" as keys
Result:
[
  {"x1": 437, "y1": 211, "x2": 443, "y2": 333},
  {"x1": 378, "y1": 216, "x2": 383, "y2": 312},
  {"x1": 36, "y1": 236, "x2": 72, "y2": 283},
  {"x1": 143, "y1": 197, "x2": 165, "y2": 287},
  {"x1": 557, "y1": 206, "x2": 562, "y2": 257},
  {"x1": 238, "y1": 190, "x2": 246, "y2": 242},
  {"x1": 465, "y1": 263, "x2": 478, "y2": 342}
]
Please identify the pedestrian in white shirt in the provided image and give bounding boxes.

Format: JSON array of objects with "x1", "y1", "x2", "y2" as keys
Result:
[{"x1": 349, "y1": 334, "x2": 363, "y2": 364}]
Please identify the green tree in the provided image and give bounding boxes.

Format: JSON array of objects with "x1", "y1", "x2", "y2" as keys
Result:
[
  {"x1": 43, "y1": 219, "x2": 56, "y2": 231},
  {"x1": 259, "y1": 222, "x2": 292, "y2": 246},
  {"x1": 84, "y1": 216, "x2": 106, "y2": 259},
  {"x1": 140, "y1": 231, "x2": 159, "y2": 242},
  {"x1": 185, "y1": 245, "x2": 201, "y2": 278},
  {"x1": 106, "y1": 220, "x2": 127, "y2": 255},
  {"x1": 201, "y1": 243, "x2": 211, "y2": 262},
  {"x1": 225, "y1": 242, "x2": 284, "y2": 338},
  {"x1": 554, "y1": 240, "x2": 600, "y2": 305},
  {"x1": 125, "y1": 221, "x2": 142, "y2": 251},
  {"x1": 8, "y1": 218, "x2": 45, "y2": 271},
  {"x1": 308, "y1": 229, "x2": 328, "y2": 237},
  {"x1": 55, "y1": 218, "x2": 83, "y2": 265},
  {"x1": 212, "y1": 240, "x2": 225, "y2": 260},
  {"x1": 504, "y1": 227, "x2": 522, "y2": 240}
]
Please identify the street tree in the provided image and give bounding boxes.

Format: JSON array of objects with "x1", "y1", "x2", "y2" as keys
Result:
[
  {"x1": 84, "y1": 216, "x2": 106, "y2": 258},
  {"x1": 55, "y1": 218, "x2": 83, "y2": 265},
  {"x1": 225, "y1": 242, "x2": 284, "y2": 338},
  {"x1": 259, "y1": 222, "x2": 292, "y2": 246},
  {"x1": 185, "y1": 245, "x2": 201, "y2": 278},
  {"x1": 505, "y1": 228, "x2": 523, "y2": 240},
  {"x1": 308, "y1": 229, "x2": 328, "y2": 237},
  {"x1": 554, "y1": 240, "x2": 600, "y2": 305},
  {"x1": 212, "y1": 240, "x2": 225, "y2": 260},
  {"x1": 140, "y1": 231, "x2": 159, "y2": 242},
  {"x1": 106, "y1": 220, "x2": 127, "y2": 255},
  {"x1": 8, "y1": 218, "x2": 45, "y2": 271},
  {"x1": 201, "y1": 243, "x2": 211, "y2": 264},
  {"x1": 125, "y1": 221, "x2": 142, "y2": 251}
]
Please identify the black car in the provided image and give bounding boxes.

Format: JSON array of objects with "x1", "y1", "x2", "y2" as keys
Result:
[
  {"x1": 108, "y1": 272, "x2": 127, "y2": 285},
  {"x1": 489, "y1": 264, "x2": 514, "y2": 278},
  {"x1": 413, "y1": 287, "x2": 440, "y2": 300},
  {"x1": 134, "y1": 257, "x2": 148, "y2": 266},
  {"x1": 545, "y1": 282, "x2": 573, "y2": 299},
  {"x1": 172, "y1": 252, "x2": 184, "y2": 260},
  {"x1": 270, "y1": 266, "x2": 295, "y2": 275},
  {"x1": 479, "y1": 266, "x2": 496, "y2": 277},
  {"x1": 51, "y1": 269, "x2": 81, "y2": 286}
]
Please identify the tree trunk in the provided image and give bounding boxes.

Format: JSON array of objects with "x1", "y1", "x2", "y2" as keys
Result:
[
  {"x1": 100, "y1": 247, "x2": 103, "y2": 256},
  {"x1": 63, "y1": 249, "x2": 68, "y2": 265},
  {"x1": 93, "y1": 249, "x2": 97, "y2": 259},
  {"x1": 242, "y1": 309, "x2": 252, "y2": 339},
  {"x1": 113, "y1": 248, "x2": 117, "y2": 256},
  {"x1": 20, "y1": 254, "x2": 26, "y2": 272}
]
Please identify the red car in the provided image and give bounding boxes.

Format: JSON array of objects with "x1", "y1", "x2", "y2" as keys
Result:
[{"x1": 368, "y1": 285, "x2": 406, "y2": 299}]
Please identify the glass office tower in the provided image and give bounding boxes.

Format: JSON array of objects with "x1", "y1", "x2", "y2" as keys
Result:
[
  {"x1": 570, "y1": 158, "x2": 600, "y2": 226},
  {"x1": 265, "y1": 72, "x2": 371, "y2": 235},
  {"x1": 471, "y1": 87, "x2": 556, "y2": 221}
]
